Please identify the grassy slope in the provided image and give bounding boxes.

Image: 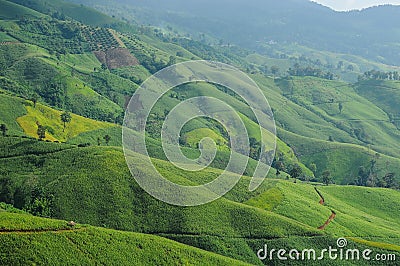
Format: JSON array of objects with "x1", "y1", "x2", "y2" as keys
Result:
[
  {"x1": 17, "y1": 101, "x2": 116, "y2": 142},
  {"x1": 252, "y1": 75, "x2": 357, "y2": 144},
  {"x1": 248, "y1": 74, "x2": 400, "y2": 183},
  {"x1": 275, "y1": 76, "x2": 400, "y2": 157},
  {"x1": 0, "y1": 0, "x2": 44, "y2": 20},
  {"x1": 173, "y1": 81, "x2": 312, "y2": 175},
  {"x1": 8, "y1": 0, "x2": 116, "y2": 26},
  {"x1": 253, "y1": 75, "x2": 400, "y2": 159},
  {"x1": 251, "y1": 42, "x2": 400, "y2": 82},
  {"x1": 243, "y1": 181, "x2": 400, "y2": 240},
  {"x1": 319, "y1": 185, "x2": 400, "y2": 237},
  {"x1": 0, "y1": 210, "x2": 250, "y2": 266},
  {"x1": 354, "y1": 80, "x2": 400, "y2": 121},
  {"x1": 0, "y1": 43, "x2": 123, "y2": 121},
  {"x1": 0, "y1": 92, "x2": 26, "y2": 135},
  {"x1": 3, "y1": 0, "x2": 400, "y2": 177},
  {"x1": 0, "y1": 93, "x2": 274, "y2": 177},
  {"x1": 0, "y1": 2, "x2": 399, "y2": 264},
  {"x1": 243, "y1": 181, "x2": 400, "y2": 263},
  {"x1": 0, "y1": 137, "x2": 322, "y2": 264},
  {"x1": 1, "y1": 137, "x2": 400, "y2": 264},
  {"x1": 278, "y1": 128, "x2": 400, "y2": 184},
  {"x1": 0, "y1": 93, "x2": 117, "y2": 142}
]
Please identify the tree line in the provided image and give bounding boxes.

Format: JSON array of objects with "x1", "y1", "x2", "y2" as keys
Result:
[
  {"x1": 359, "y1": 70, "x2": 400, "y2": 81},
  {"x1": 288, "y1": 63, "x2": 335, "y2": 80}
]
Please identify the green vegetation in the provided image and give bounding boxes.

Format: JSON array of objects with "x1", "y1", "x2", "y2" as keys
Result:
[
  {"x1": 0, "y1": 0, "x2": 44, "y2": 20},
  {"x1": 0, "y1": 1, "x2": 400, "y2": 264},
  {"x1": 8, "y1": 0, "x2": 117, "y2": 27},
  {"x1": 0, "y1": 93, "x2": 26, "y2": 135},
  {"x1": 0, "y1": 136, "x2": 399, "y2": 264},
  {"x1": 0, "y1": 210, "x2": 250, "y2": 266}
]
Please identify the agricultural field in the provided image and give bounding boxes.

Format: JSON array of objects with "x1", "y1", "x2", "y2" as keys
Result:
[
  {"x1": 0, "y1": 0, "x2": 399, "y2": 265},
  {"x1": 0, "y1": 208, "x2": 249, "y2": 266}
]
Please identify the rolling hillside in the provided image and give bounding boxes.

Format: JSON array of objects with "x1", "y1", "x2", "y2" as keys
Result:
[
  {"x1": 0, "y1": 206, "x2": 250, "y2": 265},
  {"x1": 0, "y1": 0, "x2": 44, "y2": 19},
  {"x1": 1, "y1": 136, "x2": 399, "y2": 265},
  {"x1": 0, "y1": 0, "x2": 399, "y2": 265}
]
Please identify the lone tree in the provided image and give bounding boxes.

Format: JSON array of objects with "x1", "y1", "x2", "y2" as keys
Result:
[
  {"x1": 0, "y1": 124, "x2": 8, "y2": 137},
  {"x1": 309, "y1": 163, "x2": 317, "y2": 175},
  {"x1": 103, "y1": 134, "x2": 111, "y2": 145},
  {"x1": 31, "y1": 95, "x2": 38, "y2": 108},
  {"x1": 289, "y1": 164, "x2": 303, "y2": 183},
  {"x1": 274, "y1": 161, "x2": 286, "y2": 177},
  {"x1": 37, "y1": 124, "x2": 46, "y2": 140},
  {"x1": 338, "y1": 102, "x2": 343, "y2": 114},
  {"x1": 383, "y1": 173, "x2": 397, "y2": 188},
  {"x1": 270, "y1": 65, "x2": 280, "y2": 77},
  {"x1": 322, "y1": 170, "x2": 332, "y2": 186},
  {"x1": 60, "y1": 111, "x2": 72, "y2": 132}
]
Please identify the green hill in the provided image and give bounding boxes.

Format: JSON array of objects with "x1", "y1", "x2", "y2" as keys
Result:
[
  {"x1": 278, "y1": 129, "x2": 400, "y2": 185},
  {"x1": 0, "y1": 0, "x2": 400, "y2": 265},
  {"x1": 0, "y1": 92, "x2": 117, "y2": 141},
  {"x1": 7, "y1": 0, "x2": 117, "y2": 26},
  {"x1": 274, "y1": 76, "x2": 400, "y2": 157},
  {"x1": 0, "y1": 208, "x2": 250, "y2": 265},
  {"x1": 1, "y1": 136, "x2": 399, "y2": 264},
  {"x1": 354, "y1": 80, "x2": 400, "y2": 128},
  {"x1": 0, "y1": 0, "x2": 44, "y2": 20}
]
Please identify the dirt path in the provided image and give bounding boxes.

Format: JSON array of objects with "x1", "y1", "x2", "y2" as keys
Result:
[
  {"x1": 314, "y1": 187, "x2": 325, "y2": 205},
  {"x1": 315, "y1": 187, "x2": 336, "y2": 230},
  {"x1": 317, "y1": 211, "x2": 336, "y2": 230},
  {"x1": 0, "y1": 228, "x2": 86, "y2": 235}
]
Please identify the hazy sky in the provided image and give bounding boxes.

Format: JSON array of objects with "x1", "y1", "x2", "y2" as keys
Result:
[{"x1": 312, "y1": 0, "x2": 400, "y2": 10}]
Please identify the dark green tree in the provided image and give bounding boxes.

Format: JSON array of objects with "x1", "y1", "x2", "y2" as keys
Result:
[
  {"x1": 289, "y1": 164, "x2": 302, "y2": 182},
  {"x1": 103, "y1": 134, "x2": 111, "y2": 145},
  {"x1": 0, "y1": 177, "x2": 14, "y2": 204},
  {"x1": 270, "y1": 65, "x2": 280, "y2": 77},
  {"x1": 168, "y1": 55, "x2": 177, "y2": 66},
  {"x1": 275, "y1": 161, "x2": 286, "y2": 175},
  {"x1": 383, "y1": 173, "x2": 397, "y2": 188},
  {"x1": 31, "y1": 95, "x2": 38, "y2": 108},
  {"x1": 338, "y1": 102, "x2": 343, "y2": 114},
  {"x1": 60, "y1": 111, "x2": 72, "y2": 132},
  {"x1": 37, "y1": 124, "x2": 46, "y2": 140},
  {"x1": 0, "y1": 124, "x2": 8, "y2": 137},
  {"x1": 322, "y1": 170, "x2": 332, "y2": 186},
  {"x1": 309, "y1": 163, "x2": 317, "y2": 175},
  {"x1": 356, "y1": 166, "x2": 368, "y2": 186},
  {"x1": 347, "y1": 64, "x2": 355, "y2": 71},
  {"x1": 249, "y1": 137, "x2": 261, "y2": 160}
]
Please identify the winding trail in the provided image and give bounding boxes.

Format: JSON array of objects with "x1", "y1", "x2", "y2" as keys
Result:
[
  {"x1": 0, "y1": 228, "x2": 86, "y2": 235},
  {"x1": 317, "y1": 211, "x2": 336, "y2": 230},
  {"x1": 315, "y1": 187, "x2": 325, "y2": 205},
  {"x1": 315, "y1": 187, "x2": 336, "y2": 230}
]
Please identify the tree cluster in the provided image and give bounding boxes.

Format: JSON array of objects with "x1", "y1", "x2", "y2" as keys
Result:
[
  {"x1": 288, "y1": 64, "x2": 335, "y2": 80},
  {"x1": 360, "y1": 70, "x2": 400, "y2": 81}
]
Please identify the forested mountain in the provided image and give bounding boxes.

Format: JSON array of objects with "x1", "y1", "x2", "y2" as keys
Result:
[{"x1": 68, "y1": 0, "x2": 400, "y2": 68}]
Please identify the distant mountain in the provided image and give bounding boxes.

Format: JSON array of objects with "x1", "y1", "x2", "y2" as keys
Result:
[{"x1": 67, "y1": 0, "x2": 400, "y2": 66}]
